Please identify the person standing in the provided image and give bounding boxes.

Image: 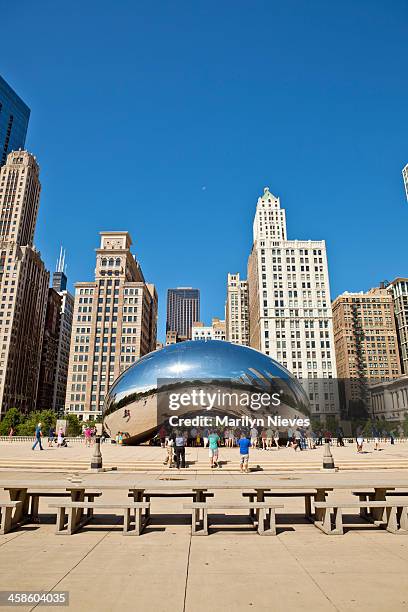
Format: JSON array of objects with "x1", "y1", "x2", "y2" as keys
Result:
[
  {"x1": 57, "y1": 427, "x2": 64, "y2": 448},
  {"x1": 8, "y1": 427, "x2": 14, "y2": 442},
  {"x1": 174, "y1": 431, "x2": 186, "y2": 469},
  {"x1": 273, "y1": 429, "x2": 280, "y2": 450},
  {"x1": 208, "y1": 430, "x2": 220, "y2": 468},
  {"x1": 163, "y1": 436, "x2": 174, "y2": 468},
  {"x1": 250, "y1": 426, "x2": 258, "y2": 448},
  {"x1": 159, "y1": 425, "x2": 166, "y2": 447},
  {"x1": 32, "y1": 422, "x2": 43, "y2": 451},
  {"x1": 203, "y1": 427, "x2": 209, "y2": 448},
  {"x1": 238, "y1": 433, "x2": 251, "y2": 473},
  {"x1": 261, "y1": 429, "x2": 267, "y2": 450}
]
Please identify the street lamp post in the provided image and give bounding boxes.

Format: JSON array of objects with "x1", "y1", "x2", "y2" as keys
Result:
[
  {"x1": 321, "y1": 439, "x2": 338, "y2": 472},
  {"x1": 90, "y1": 436, "x2": 103, "y2": 471}
]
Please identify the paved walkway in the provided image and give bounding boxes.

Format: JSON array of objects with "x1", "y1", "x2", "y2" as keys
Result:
[
  {"x1": 1, "y1": 440, "x2": 408, "y2": 473},
  {"x1": 1, "y1": 468, "x2": 408, "y2": 611}
]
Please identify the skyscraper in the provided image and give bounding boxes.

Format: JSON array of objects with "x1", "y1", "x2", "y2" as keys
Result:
[
  {"x1": 166, "y1": 287, "x2": 200, "y2": 339},
  {"x1": 332, "y1": 287, "x2": 401, "y2": 408},
  {"x1": 402, "y1": 163, "x2": 408, "y2": 202},
  {"x1": 387, "y1": 278, "x2": 408, "y2": 374},
  {"x1": 37, "y1": 248, "x2": 74, "y2": 414},
  {"x1": 225, "y1": 273, "x2": 249, "y2": 345},
  {"x1": 0, "y1": 75, "x2": 30, "y2": 166},
  {"x1": 247, "y1": 187, "x2": 338, "y2": 417},
  {"x1": 0, "y1": 151, "x2": 48, "y2": 415},
  {"x1": 37, "y1": 288, "x2": 62, "y2": 410},
  {"x1": 65, "y1": 232, "x2": 157, "y2": 420}
]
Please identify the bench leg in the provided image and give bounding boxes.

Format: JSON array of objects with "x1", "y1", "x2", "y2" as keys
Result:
[
  {"x1": 334, "y1": 507, "x2": 344, "y2": 535},
  {"x1": 30, "y1": 495, "x2": 40, "y2": 522},
  {"x1": 202, "y1": 509, "x2": 208, "y2": 535},
  {"x1": 257, "y1": 508, "x2": 265, "y2": 535},
  {"x1": 315, "y1": 507, "x2": 343, "y2": 535},
  {"x1": 358, "y1": 494, "x2": 369, "y2": 519},
  {"x1": 304, "y1": 495, "x2": 312, "y2": 520},
  {"x1": 86, "y1": 495, "x2": 95, "y2": 519},
  {"x1": 248, "y1": 494, "x2": 256, "y2": 521},
  {"x1": 0, "y1": 507, "x2": 13, "y2": 535},
  {"x1": 8, "y1": 489, "x2": 29, "y2": 527},
  {"x1": 123, "y1": 507, "x2": 144, "y2": 536},
  {"x1": 258, "y1": 508, "x2": 277, "y2": 536},
  {"x1": 55, "y1": 507, "x2": 66, "y2": 534},
  {"x1": 386, "y1": 507, "x2": 399, "y2": 534},
  {"x1": 400, "y1": 507, "x2": 408, "y2": 532}
]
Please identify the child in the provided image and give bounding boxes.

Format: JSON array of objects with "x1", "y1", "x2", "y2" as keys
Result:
[{"x1": 238, "y1": 433, "x2": 251, "y2": 473}]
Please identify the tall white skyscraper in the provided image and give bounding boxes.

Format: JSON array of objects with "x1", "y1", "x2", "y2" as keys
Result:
[
  {"x1": 225, "y1": 273, "x2": 249, "y2": 345},
  {"x1": 248, "y1": 187, "x2": 338, "y2": 418},
  {"x1": 403, "y1": 164, "x2": 408, "y2": 202}
]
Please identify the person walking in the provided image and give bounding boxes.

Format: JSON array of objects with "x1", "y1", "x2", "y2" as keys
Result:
[
  {"x1": 293, "y1": 428, "x2": 302, "y2": 451},
  {"x1": 261, "y1": 428, "x2": 267, "y2": 450},
  {"x1": 266, "y1": 427, "x2": 273, "y2": 450},
  {"x1": 57, "y1": 427, "x2": 64, "y2": 448},
  {"x1": 238, "y1": 433, "x2": 251, "y2": 473},
  {"x1": 32, "y1": 422, "x2": 43, "y2": 451},
  {"x1": 336, "y1": 427, "x2": 345, "y2": 447},
  {"x1": 203, "y1": 427, "x2": 209, "y2": 448},
  {"x1": 174, "y1": 431, "x2": 186, "y2": 469},
  {"x1": 273, "y1": 429, "x2": 280, "y2": 450},
  {"x1": 286, "y1": 427, "x2": 293, "y2": 447},
  {"x1": 356, "y1": 434, "x2": 364, "y2": 453},
  {"x1": 8, "y1": 427, "x2": 14, "y2": 442},
  {"x1": 48, "y1": 426, "x2": 55, "y2": 447},
  {"x1": 250, "y1": 426, "x2": 258, "y2": 449},
  {"x1": 208, "y1": 429, "x2": 220, "y2": 468}
]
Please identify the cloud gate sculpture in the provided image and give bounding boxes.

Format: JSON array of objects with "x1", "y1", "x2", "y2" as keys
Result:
[{"x1": 103, "y1": 340, "x2": 310, "y2": 444}]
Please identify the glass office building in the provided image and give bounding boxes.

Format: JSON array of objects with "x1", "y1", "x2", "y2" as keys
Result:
[
  {"x1": 0, "y1": 75, "x2": 30, "y2": 166},
  {"x1": 166, "y1": 287, "x2": 200, "y2": 339}
]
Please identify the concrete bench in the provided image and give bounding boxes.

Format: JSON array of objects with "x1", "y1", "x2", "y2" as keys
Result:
[
  {"x1": 314, "y1": 500, "x2": 408, "y2": 535},
  {"x1": 0, "y1": 501, "x2": 22, "y2": 534},
  {"x1": 352, "y1": 490, "x2": 408, "y2": 519},
  {"x1": 242, "y1": 490, "x2": 322, "y2": 519},
  {"x1": 128, "y1": 490, "x2": 214, "y2": 519},
  {"x1": 183, "y1": 501, "x2": 284, "y2": 536},
  {"x1": 28, "y1": 491, "x2": 102, "y2": 521},
  {"x1": 49, "y1": 501, "x2": 150, "y2": 536}
]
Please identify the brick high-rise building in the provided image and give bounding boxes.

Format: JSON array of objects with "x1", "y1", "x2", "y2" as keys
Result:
[
  {"x1": 166, "y1": 287, "x2": 200, "y2": 339},
  {"x1": 225, "y1": 273, "x2": 249, "y2": 345},
  {"x1": 0, "y1": 151, "x2": 48, "y2": 415},
  {"x1": 65, "y1": 232, "x2": 157, "y2": 420},
  {"x1": 332, "y1": 287, "x2": 402, "y2": 407},
  {"x1": 247, "y1": 187, "x2": 338, "y2": 418}
]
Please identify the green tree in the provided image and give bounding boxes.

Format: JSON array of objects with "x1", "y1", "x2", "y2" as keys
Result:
[
  {"x1": 0, "y1": 407, "x2": 24, "y2": 435},
  {"x1": 65, "y1": 414, "x2": 83, "y2": 437},
  {"x1": 16, "y1": 410, "x2": 56, "y2": 436}
]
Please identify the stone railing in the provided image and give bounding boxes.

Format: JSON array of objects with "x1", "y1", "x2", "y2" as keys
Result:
[{"x1": 0, "y1": 436, "x2": 86, "y2": 443}]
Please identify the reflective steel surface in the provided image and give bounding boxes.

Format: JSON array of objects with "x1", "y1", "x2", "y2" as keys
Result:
[{"x1": 103, "y1": 340, "x2": 310, "y2": 444}]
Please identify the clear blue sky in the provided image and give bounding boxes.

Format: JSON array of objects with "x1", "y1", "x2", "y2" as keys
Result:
[{"x1": 2, "y1": 0, "x2": 407, "y2": 341}]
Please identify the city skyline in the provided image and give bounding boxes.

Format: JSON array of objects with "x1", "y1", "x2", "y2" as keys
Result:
[{"x1": 1, "y1": 1, "x2": 407, "y2": 342}]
